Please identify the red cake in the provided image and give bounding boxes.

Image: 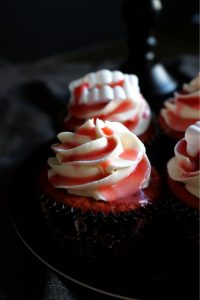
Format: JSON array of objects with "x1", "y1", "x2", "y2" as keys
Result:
[{"x1": 167, "y1": 176, "x2": 199, "y2": 211}]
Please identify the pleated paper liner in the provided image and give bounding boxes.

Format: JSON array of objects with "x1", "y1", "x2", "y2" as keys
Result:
[
  {"x1": 37, "y1": 166, "x2": 162, "y2": 262},
  {"x1": 162, "y1": 174, "x2": 199, "y2": 247}
]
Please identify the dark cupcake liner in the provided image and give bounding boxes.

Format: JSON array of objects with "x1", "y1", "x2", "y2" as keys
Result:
[
  {"x1": 36, "y1": 163, "x2": 165, "y2": 262},
  {"x1": 167, "y1": 196, "x2": 199, "y2": 246},
  {"x1": 162, "y1": 175, "x2": 199, "y2": 246},
  {"x1": 38, "y1": 189, "x2": 158, "y2": 261}
]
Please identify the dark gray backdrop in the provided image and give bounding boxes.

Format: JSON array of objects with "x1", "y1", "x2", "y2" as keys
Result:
[{"x1": 0, "y1": 0, "x2": 198, "y2": 62}]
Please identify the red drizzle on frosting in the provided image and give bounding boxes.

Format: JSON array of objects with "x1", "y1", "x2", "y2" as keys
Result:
[
  {"x1": 120, "y1": 149, "x2": 138, "y2": 160},
  {"x1": 76, "y1": 126, "x2": 96, "y2": 138},
  {"x1": 176, "y1": 94, "x2": 200, "y2": 110},
  {"x1": 98, "y1": 157, "x2": 149, "y2": 202},
  {"x1": 70, "y1": 103, "x2": 107, "y2": 117},
  {"x1": 73, "y1": 80, "x2": 124, "y2": 105},
  {"x1": 50, "y1": 172, "x2": 106, "y2": 187},
  {"x1": 176, "y1": 139, "x2": 199, "y2": 174},
  {"x1": 123, "y1": 117, "x2": 139, "y2": 131},
  {"x1": 74, "y1": 83, "x2": 89, "y2": 104},
  {"x1": 58, "y1": 137, "x2": 117, "y2": 163},
  {"x1": 101, "y1": 126, "x2": 113, "y2": 136},
  {"x1": 165, "y1": 110, "x2": 198, "y2": 132}
]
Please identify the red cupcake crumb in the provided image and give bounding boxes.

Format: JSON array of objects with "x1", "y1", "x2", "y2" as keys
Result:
[
  {"x1": 167, "y1": 175, "x2": 199, "y2": 211},
  {"x1": 39, "y1": 167, "x2": 160, "y2": 216}
]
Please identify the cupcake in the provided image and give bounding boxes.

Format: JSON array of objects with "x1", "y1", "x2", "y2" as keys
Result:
[
  {"x1": 167, "y1": 121, "x2": 200, "y2": 243},
  {"x1": 160, "y1": 73, "x2": 200, "y2": 140},
  {"x1": 38, "y1": 118, "x2": 160, "y2": 261},
  {"x1": 63, "y1": 69, "x2": 154, "y2": 144},
  {"x1": 152, "y1": 74, "x2": 200, "y2": 170}
]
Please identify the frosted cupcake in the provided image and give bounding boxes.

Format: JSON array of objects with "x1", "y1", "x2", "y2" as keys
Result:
[
  {"x1": 39, "y1": 119, "x2": 160, "y2": 261},
  {"x1": 167, "y1": 121, "x2": 200, "y2": 211},
  {"x1": 152, "y1": 74, "x2": 200, "y2": 170},
  {"x1": 63, "y1": 69, "x2": 153, "y2": 144},
  {"x1": 160, "y1": 74, "x2": 200, "y2": 140},
  {"x1": 167, "y1": 122, "x2": 199, "y2": 243}
]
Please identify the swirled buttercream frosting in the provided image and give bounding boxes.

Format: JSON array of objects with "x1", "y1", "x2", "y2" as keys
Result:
[
  {"x1": 161, "y1": 74, "x2": 200, "y2": 132},
  {"x1": 48, "y1": 119, "x2": 151, "y2": 201},
  {"x1": 167, "y1": 121, "x2": 200, "y2": 198},
  {"x1": 64, "y1": 69, "x2": 151, "y2": 136}
]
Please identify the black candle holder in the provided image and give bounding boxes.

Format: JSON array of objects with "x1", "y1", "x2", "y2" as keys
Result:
[{"x1": 120, "y1": 0, "x2": 177, "y2": 111}]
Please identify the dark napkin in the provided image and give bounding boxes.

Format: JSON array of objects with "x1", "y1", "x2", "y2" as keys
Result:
[
  {"x1": 0, "y1": 55, "x2": 198, "y2": 300},
  {"x1": 0, "y1": 58, "x2": 117, "y2": 300}
]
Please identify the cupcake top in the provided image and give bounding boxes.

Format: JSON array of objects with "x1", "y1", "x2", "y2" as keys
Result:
[
  {"x1": 64, "y1": 69, "x2": 151, "y2": 136},
  {"x1": 160, "y1": 74, "x2": 200, "y2": 133},
  {"x1": 167, "y1": 121, "x2": 200, "y2": 199},
  {"x1": 48, "y1": 119, "x2": 151, "y2": 202}
]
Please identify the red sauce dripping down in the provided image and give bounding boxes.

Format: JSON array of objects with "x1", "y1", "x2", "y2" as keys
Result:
[
  {"x1": 120, "y1": 149, "x2": 138, "y2": 160},
  {"x1": 177, "y1": 95, "x2": 200, "y2": 110},
  {"x1": 177, "y1": 140, "x2": 199, "y2": 173},
  {"x1": 73, "y1": 83, "x2": 89, "y2": 104},
  {"x1": 123, "y1": 117, "x2": 139, "y2": 131},
  {"x1": 76, "y1": 126, "x2": 96, "y2": 138},
  {"x1": 98, "y1": 157, "x2": 150, "y2": 202}
]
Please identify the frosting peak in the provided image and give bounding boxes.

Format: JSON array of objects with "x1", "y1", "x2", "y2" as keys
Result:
[
  {"x1": 185, "y1": 121, "x2": 200, "y2": 157},
  {"x1": 167, "y1": 122, "x2": 200, "y2": 198},
  {"x1": 65, "y1": 69, "x2": 151, "y2": 136},
  {"x1": 48, "y1": 119, "x2": 151, "y2": 201}
]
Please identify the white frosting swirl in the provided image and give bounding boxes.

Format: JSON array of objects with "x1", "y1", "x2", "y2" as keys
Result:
[
  {"x1": 64, "y1": 70, "x2": 151, "y2": 136},
  {"x1": 161, "y1": 73, "x2": 200, "y2": 132},
  {"x1": 167, "y1": 121, "x2": 200, "y2": 198},
  {"x1": 48, "y1": 119, "x2": 151, "y2": 201}
]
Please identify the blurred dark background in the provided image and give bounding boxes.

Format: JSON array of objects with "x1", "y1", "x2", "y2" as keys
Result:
[
  {"x1": 0, "y1": 2, "x2": 199, "y2": 300},
  {"x1": 0, "y1": 0, "x2": 198, "y2": 62}
]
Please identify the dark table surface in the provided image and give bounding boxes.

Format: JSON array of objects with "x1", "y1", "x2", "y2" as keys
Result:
[{"x1": 0, "y1": 48, "x2": 198, "y2": 300}]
